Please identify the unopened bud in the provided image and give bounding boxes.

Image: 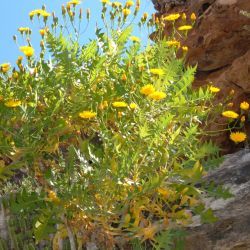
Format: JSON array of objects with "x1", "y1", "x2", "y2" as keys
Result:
[
  {"x1": 230, "y1": 89, "x2": 235, "y2": 95},
  {"x1": 190, "y1": 12, "x2": 197, "y2": 21},
  {"x1": 62, "y1": 5, "x2": 66, "y2": 15},
  {"x1": 40, "y1": 40, "x2": 45, "y2": 49},
  {"x1": 79, "y1": 8, "x2": 82, "y2": 19},
  {"x1": 86, "y1": 8, "x2": 90, "y2": 20}
]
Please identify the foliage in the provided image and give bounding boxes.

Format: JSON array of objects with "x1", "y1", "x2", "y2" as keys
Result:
[{"x1": 0, "y1": 1, "x2": 226, "y2": 249}]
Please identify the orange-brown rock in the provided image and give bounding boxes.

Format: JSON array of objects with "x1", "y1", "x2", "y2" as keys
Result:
[{"x1": 152, "y1": 0, "x2": 250, "y2": 153}]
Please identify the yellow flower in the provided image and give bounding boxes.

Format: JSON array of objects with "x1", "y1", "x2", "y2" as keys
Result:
[
  {"x1": 122, "y1": 8, "x2": 131, "y2": 16},
  {"x1": 39, "y1": 29, "x2": 47, "y2": 36},
  {"x1": 19, "y1": 46, "x2": 35, "y2": 57},
  {"x1": 99, "y1": 101, "x2": 108, "y2": 110},
  {"x1": 118, "y1": 111, "x2": 123, "y2": 118},
  {"x1": 140, "y1": 84, "x2": 155, "y2": 96},
  {"x1": 4, "y1": 99, "x2": 22, "y2": 108},
  {"x1": 241, "y1": 116, "x2": 246, "y2": 123},
  {"x1": 67, "y1": 0, "x2": 81, "y2": 6},
  {"x1": 182, "y1": 13, "x2": 187, "y2": 20},
  {"x1": 166, "y1": 40, "x2": 180, "y2": 47},
  {"x1": 29, "y1": 9, "x2": 51, "y2": 17},
  {"x1": 178, "y1": 25, "x2": 193, "y2": 31},
  {"x1": 230, "y1": 132, "x2": 247, "y2": 143},
  {"x1": 126, "y1": 0, "x2": 134, "y2": 7},
  {"x1": 163, "y1": 13, "x2": 180, "y2": 21},
  {"x1": 182, "y1": 46, "x2": 188, "y2": 52},
  {"x1": 209, "y1": 85, "x2": 220, "y2": 93},
  {"x1": 190, "y1": 13, "x2": 197, "y2": 21},
  {"x1": 129, "y1": 103, "x2": 137, "y2": 109},
  {"x1": 227, "y1": 102, "x2": 234, "y2": 107},
  {"x1": 222, "y1": 111, "x2": 239, "y2": 119},
  {"x1": 148, "y1": 91, "x2": 166, "y2": 101},
  {"x1": 101, "y1": 0, "x2": 109, "y2": 4},
  {"x1": 79, "y1": 111, "x2": 97, "y2": 119},
  {"x1": 112, "y1": 101, "x2": 128, "y2": 108},
  {"x1": 130, "y1": 36, "x2": 140, "y2": 43},
  {"x1": 240, "y1": 101, "x2": 249, "y2": 110},
  {"x1": 143, "y1": 12, "x2": 148, "y2": 20},
  {"x1": 150, "y1": 68, "x2": 165, "y2": 76},
  {"x1": 121, "y1": 73, "x2": 127, "y2": 81},
  {"x1": 0, "y1": 63, "x2": 10, "y2": 73},
  {"x1": 48, "y1": 190, "x2": 60, "y2": 204},
  {"x1": 18, "y1": 27, "x2": 31, "y2": 33}
]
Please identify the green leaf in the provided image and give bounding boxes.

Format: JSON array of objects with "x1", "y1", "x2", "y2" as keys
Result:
[{"x1": 201, "y1": 208, "x2": 218, "y2": 224}]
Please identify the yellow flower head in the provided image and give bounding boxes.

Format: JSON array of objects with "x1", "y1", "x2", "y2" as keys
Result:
[
  {"x1": 19, "y1": 46, "x2": 35, "y2": 57},
  {"x1": 241, "y1": 116, "x2": 246, "y2": 123},
  {"x1": 29, "y1": 9, "x2": 51, "y2": 17},
  {"x1": 230, "y1": 132, "x2": 247, "y2": 143},
  {"x1": 143, "y1": 12, "x2": 148, "y2": 20},
  {"x1": 182, "y1": 46, "x2": 188, "y2": 52},
  {"x1": 240, "y1": 101, "x2": 249, "y2": 110},
  {"x1": 182, "y1": 13, "x2": 187, "y2": 20},
  {"x1": 79, "y1": 111, "x2": 97, "y2": 119},
  {"x1": 101, "y1": 0, "x2": 110, "y2": 4},
  {"x1": 4, "y1": 99, "x2": 22, "y2": 108},
  {"x1": 18, "y1": 27, "x2": 31, "y2": 33},
  {"x1": 67, "y1": 0, "x2": 81, "y2": 6},
  {"x1": 140, "y1": 84, "x2": 155, "y2": 96},
  {"x1": 121, "y1": 73, "x2": 127, "y2": 81},
  {"x1": 126, "y1": 0, "x2": 134, "y2": 7},
  {"x1": 222, "y1": 110, "x2": 239, "y2": 119},
  {"x1": 166, "y1": 40, "x2": 180, "y2": 47},
  {"x1": 209, "y1": 85, "x2": 220, "y2": 93},
  {"x1": 39, "y1": 29, "x2": 47, "y2": 36},
  {"x1": 148, "y1": 91, "x2": 166, "y2": 101},
  {"x1": 99, "y1": 101, "x2": 108, "y2": 110},
  {"x1": 47, "y1": 190, "x2": 60, "y2": 203},
  {"x1": 112, "y1": 101, "x2": 128, "y2": 108},
  {"x1": 178, "y1": 25, "x2": 193, "y2": 31},
  {"x1": 190, "y1": 12, "x2": 197, "y2": 21},
  {"x1": 0, "y1": 63, "x2": 10, "y2": 73},
  {"x1": 129, "y1": 103, "x2": 137, "y2": 109},
  {"x1": 150, "y1": 68, "x2": 165, "y2": 76},
  {"x1": 130, "y1": 36, "x2": 140, "y2": 43},
  {"x1": 122, "y1": 8, "x2": 131, "y2": 16},
  {"x1": 163, "y1": 13, "x2": 180, "y2": 21}
]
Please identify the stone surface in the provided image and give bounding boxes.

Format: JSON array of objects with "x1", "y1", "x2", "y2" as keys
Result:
[
  {"x1": 184, "y1": 149, "x2": 250, "y2": 250},
  {"x1": 152, "y1": 0, "x2": 250, "y2": 153}
]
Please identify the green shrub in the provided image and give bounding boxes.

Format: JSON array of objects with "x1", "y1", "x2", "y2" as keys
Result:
[{"x1": 0, "y1": 1, "x2": 223, "y2": 249}]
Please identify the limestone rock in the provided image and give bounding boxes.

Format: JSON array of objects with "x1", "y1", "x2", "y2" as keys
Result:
[{"x1": 184, "y1": 149, "x2": 250, "y2": 250}]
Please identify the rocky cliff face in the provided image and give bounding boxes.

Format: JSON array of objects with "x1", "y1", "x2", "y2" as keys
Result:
[
  {"x1": 152, "y1": 0, "x2": 250, "y2": 153},
  {"x1": 184, "y1": 149, "x2": 250, "y2": 250}
]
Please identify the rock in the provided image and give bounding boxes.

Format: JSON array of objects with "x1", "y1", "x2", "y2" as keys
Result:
[
  {"x1": 152, "y1": 0, "x2": 250, "y2": 153},
  {"x1": 184, "y1": 149, "x2": 250, "y2": 250}
]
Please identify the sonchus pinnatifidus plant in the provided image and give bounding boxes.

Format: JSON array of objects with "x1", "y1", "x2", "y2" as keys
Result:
[{"x1": 0, "y1": 1, "x2": 227, "y2": 249}]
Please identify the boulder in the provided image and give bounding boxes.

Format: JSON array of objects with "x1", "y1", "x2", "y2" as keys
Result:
[{"x1": 184, "y1": 149, "x2": 250, "y2": 250}]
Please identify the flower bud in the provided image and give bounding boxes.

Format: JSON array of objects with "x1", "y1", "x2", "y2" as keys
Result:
[
  {"x1": 62, "y1": 5, "x2": 66, "y2": 16},
  {"x1": 86, "y1": 8, "x2": 90, "y2": 20}
]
